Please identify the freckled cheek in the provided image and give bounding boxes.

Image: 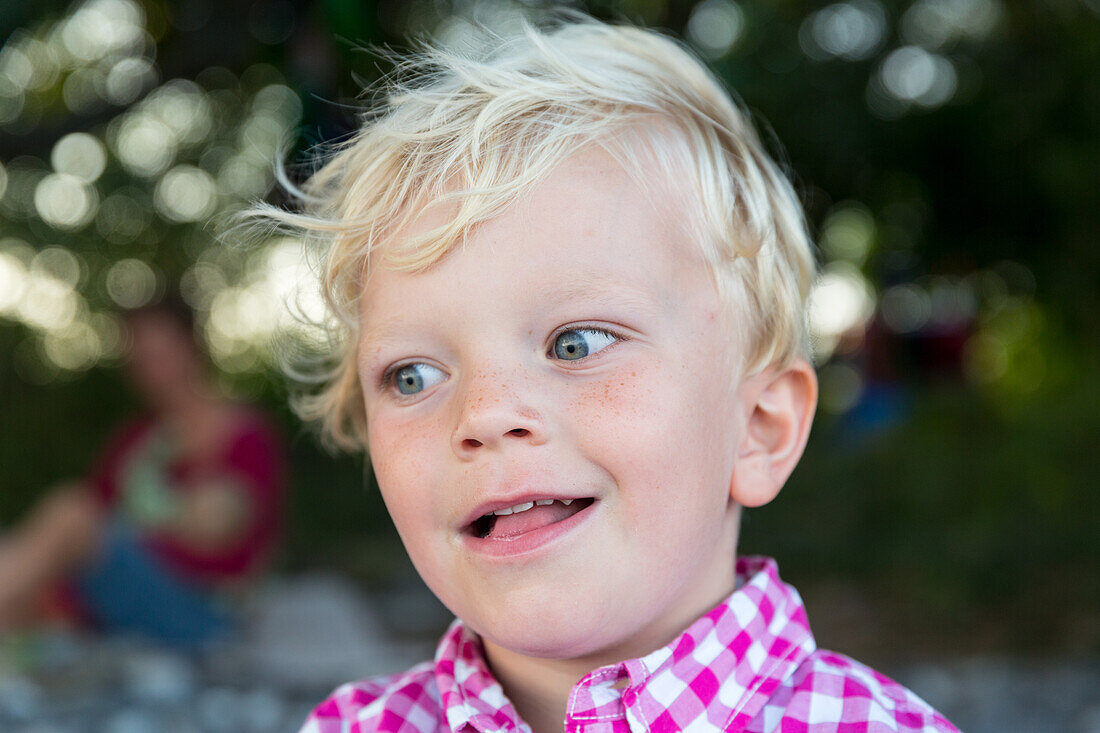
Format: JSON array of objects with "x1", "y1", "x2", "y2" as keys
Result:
[
  {"x1": 568, "y1": 369, "x2": 655, "y2": 443},
  {"x1": 368, "y1": 413, "x2": 448, "y2": 528},
  {"x1": 568, "y1": 370, "x2": 670, "y2": 507},
  {"x1": 568, "y1": 365, "x2": 722, "y2": 530}
]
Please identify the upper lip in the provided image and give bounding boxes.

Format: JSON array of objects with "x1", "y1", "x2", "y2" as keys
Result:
[{"x1": 461, "y1": 492, "x2": 587, "y2": 528}]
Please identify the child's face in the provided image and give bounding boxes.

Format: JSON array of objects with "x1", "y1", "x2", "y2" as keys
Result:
[{"x1": 358, "y1": 150, "x2": 747, "y2": 664}]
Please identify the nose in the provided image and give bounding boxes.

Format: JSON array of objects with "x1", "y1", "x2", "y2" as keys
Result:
[{"x1": 451, "y1": 369, "x2": 547, "y2": 459}]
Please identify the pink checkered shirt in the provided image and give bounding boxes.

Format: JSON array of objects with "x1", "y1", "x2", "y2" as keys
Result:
[{"x1": 299, "y1": 556, "x2": 957, "y2": 732}]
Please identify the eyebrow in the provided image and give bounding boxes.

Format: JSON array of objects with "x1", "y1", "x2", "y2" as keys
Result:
[
  {"x1": 357, "y1": 271, "x2": 664, "y2": 366},
  {"x1": 541, "y1": 272, "x2": 665, "y2": 315}
]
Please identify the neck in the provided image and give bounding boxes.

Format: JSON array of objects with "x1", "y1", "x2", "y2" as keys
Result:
[
  {"x1": 481, "y1": 564, "x2": 740, "y2": 733},
  {"x1": 482, "y1": 650, "x2": 582, "y2": 733}
]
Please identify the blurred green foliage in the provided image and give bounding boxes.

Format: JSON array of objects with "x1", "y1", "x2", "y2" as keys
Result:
[{"x1": 1, "y1": 0, "x2": 1098, "y2": 655}]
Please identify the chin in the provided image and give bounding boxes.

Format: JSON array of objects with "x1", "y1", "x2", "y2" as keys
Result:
[
  {"x1": 483, "y1": 623, "x2": 615, "y2": 661},
  {"x1": 469, "y1": 593, "x2": 637, "y2": 662}
]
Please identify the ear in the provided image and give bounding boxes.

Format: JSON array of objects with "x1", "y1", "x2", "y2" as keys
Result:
[{"x1": 729, "y1": 359, "x2": 818, "y2": 508}]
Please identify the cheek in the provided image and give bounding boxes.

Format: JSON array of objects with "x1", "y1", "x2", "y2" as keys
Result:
[
  {"x1": 569, "y1": 367, "x2": 679, "y2": 496},
  {"x1": 568, "y1": 369, "x2": 656, "y2": 454},
  {"x1": 367, "y1": 412, "x2": 444, "y2": 531},
  {"x1": 568, "y1": 361, "x2": 737, "y2": 525},
  {"x1": 571, "y1": 358, "x2": 726, "y2": 451}
]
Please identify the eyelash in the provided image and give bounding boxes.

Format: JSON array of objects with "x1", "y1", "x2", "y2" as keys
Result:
[
  {"x1": 378, "y1": 325, "x2": 626, "y2": 395},
  {"x1": 547, "y1": 325, "x2": 623, "y2": 360}
]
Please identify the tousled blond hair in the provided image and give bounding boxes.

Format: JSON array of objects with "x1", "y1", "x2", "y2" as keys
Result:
[{"x1": 253, "y1": 18, "x2": 816, "y2": 452}]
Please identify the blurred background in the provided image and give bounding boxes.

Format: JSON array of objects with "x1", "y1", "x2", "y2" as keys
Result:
[{"x1": 0, "y1": 0, "x2": 1097, "y2": 731}]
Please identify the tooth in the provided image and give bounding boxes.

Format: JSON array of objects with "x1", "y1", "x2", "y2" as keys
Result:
[
  {"x1": 493, "y1": 507, "x2": 514, "y2": 516},
  {"x1": 535, "y1": 500, "x2": 554, "y2": 506},
  {"x1": 512, "y1": 501, "x2": 534, "y2": 513},
  {"x1": 562, "y1": 499, "x2": 573, "y2": 505}
]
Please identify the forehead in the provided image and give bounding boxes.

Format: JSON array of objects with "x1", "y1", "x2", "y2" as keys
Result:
[
  {"x1": 356, "y1": 147, "x2": 727, "y2": 358},
  {"x1": 368, "y1": 147, "x2": 706, "y2": 288}
]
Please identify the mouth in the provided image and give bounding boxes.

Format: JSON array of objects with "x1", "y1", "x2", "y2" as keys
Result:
[{"x1": 467, "y1": 497, "x2": 596, "y2": 541}]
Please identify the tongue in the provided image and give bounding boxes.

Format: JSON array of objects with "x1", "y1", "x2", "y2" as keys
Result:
[{"x1": 488, "y1": 502, "x2": 582, "y2": 539}]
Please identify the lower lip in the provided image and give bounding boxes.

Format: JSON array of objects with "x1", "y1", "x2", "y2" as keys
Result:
[{"x1": 461, "y1": 501, "x2": 596, "y2": 559}]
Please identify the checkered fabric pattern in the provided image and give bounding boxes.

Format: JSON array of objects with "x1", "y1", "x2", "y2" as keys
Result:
[{"x1": 298, "y1": 556, "x2": 958, "y2": 732}]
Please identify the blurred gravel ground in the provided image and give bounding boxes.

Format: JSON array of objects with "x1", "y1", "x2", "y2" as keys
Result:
[
  {"x1": 2, "y1": 574, "x2": 1097, "y2": 732},
  {"x1": 893, "y1": 657, "x2": 1100, "y2": 733}
]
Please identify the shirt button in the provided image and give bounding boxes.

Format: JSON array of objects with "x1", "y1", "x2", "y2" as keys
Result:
[{"x1": 622, "y1": 688, "x2": 637, "y2": 706}]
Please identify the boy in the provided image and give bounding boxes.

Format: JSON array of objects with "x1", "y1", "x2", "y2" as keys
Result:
[{"x1": 269, "y1": 18, "x2": 958, "y2": 733}]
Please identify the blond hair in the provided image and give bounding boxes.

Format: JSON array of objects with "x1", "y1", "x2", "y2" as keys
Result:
[{"x1": 252, "y1": 18, "x2": 816, "y2": 451}]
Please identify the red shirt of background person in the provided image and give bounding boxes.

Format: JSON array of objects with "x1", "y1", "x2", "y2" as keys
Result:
[
  {"x1": 87, "y1": 411, "x2": 283, "y2": 585},
  {"x1": 0, "y1": 297, "x2": 285, "y2": 637},
  {"x1": 88, "y1": 302, "x2": 285, "y2": 586}
]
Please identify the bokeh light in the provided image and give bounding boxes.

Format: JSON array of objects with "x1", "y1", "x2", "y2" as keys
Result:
[
  {"x1": 879, "y1": 46, "x2": 957, "y2": 107},
  {"x1": 32, "y1": 246, "x2": 84, "y2": 288},
  {"x1": 33, "y1": 173, "x2": 98, "y2": 230},
  {"x1": 0, "y1": 77, "x2": 24, "y2": 125},
  {"x1": 17, "y1": 272, "x2": 81, "y2": 332},
  {"x1": 809, "y1": 263, "x2": 876, "y2": 360},
  {"x1": 1, "y1": 33, "x2": 62, "y2": 97},
  {"x1": 0, "y1": 237, "x2": 34, "y2": 264},
  {"x1": 900, "y1": 0, "x2": 1004, "y2": 49},
  {"x1": 147, "y1": 80, "x2": 213, "y2": 146},
  {"x1": 61, "y1": 67, "x2": 107, "y2": 115},
  {"x1": 180, "y1": 261, "x2": 229, "y2": 310},
  {"x1": 820, "y1": 202, "x2": 876, "y2": 265},
  {"x1": 60, "y1": 0, "x2": 146, "y2": 63},
  {"x1": 154, "y1": 165, "x2": 217, "y2": 223},
  {"x1": 51, "y1": 132, "x2": 108, "y2": 183},
  {"x1": 217, "y1": 155, "x2": 270, "y2": 198},
  {"x1": 89, "y1": 311, "x2": 126, "y2": 359},
  {"x1": 252, "y1": 83, "x2": 301, "y2": 121},
  {"x1": 0, "y1": 40, "x2": 35, "y2": 89},
  {"x1": 207, "y1": 285, "x2": 264, "y2": 372},
  {"x1": 195, "y1": 237, "x2": 328, "y2": 371},
  {"x1": 43, "y1": 320, "x2": 102, "y2": 371},
  {"x1": 0, "y1": 250, "x2": 29, "y2": 314},
  {"x1": 800, "y1": 0, "x2": 887, "y2": 61},
  {"x1": 113, "y1": 114, "x2": 176, "y2": 177},
  {"x1": 259, "y1": 238, "x2": 329, "y2": 335},
  {"x1": 239, "y1": 112, "x2": 292, "y2": 165},
  {"x1": 881, "y1": 283, "x2": 931, "y2": 334},
  {"x1": 1, "y1": 35, "x2": 61, "y2": 95},
  {"x1": 686, "y1": 0, "x2": 745, "y2": 60},
  {"x1": 105, "y1": 56, "x2": 157, "y2": 105},
  {"x1": 432, "y1": 3, "x2": 532, "y2": 54},
  {"x1": 105, "y1": 258, "x2": 158, "y2": 308}
]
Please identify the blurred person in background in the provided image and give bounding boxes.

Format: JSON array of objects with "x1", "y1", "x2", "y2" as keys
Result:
[{"x1": 0, "y1": 295, "x2": 285, "y2": 646}]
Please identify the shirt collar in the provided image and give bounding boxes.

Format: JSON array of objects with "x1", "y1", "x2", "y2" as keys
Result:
[{"x1": 432, "y1": 556, "x2": 816, "y2": 733}]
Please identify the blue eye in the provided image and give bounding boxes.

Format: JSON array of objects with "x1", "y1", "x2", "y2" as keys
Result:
[
  {"x1": 552, "y1": 329, "x2": 617, "y2": 361},
  {"x1": 391, "y1": 363, "x2": 446, "y2": 395}
]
